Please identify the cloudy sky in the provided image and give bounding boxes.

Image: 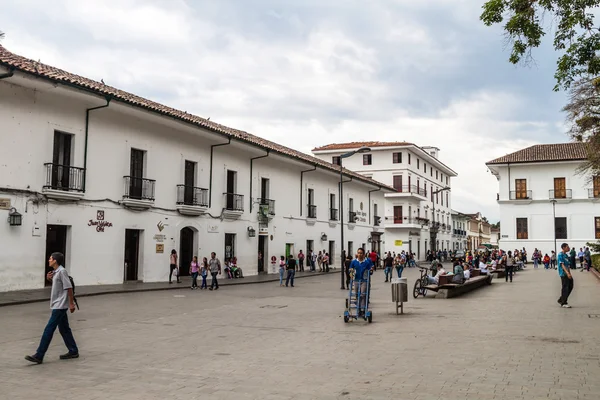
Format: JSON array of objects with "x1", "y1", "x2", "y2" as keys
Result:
[{"x1": 0, "y1": 0, "x2": 569, "y2": 221}]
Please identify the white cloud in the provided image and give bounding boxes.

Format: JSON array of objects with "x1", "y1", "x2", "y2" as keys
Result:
[{"x1": 0, "y1": 0, "x2": 566, "y2": 222}]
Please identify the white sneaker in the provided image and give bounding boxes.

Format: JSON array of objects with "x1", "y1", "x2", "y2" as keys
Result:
[{"x1": 562, "y1": 304, "x2": 572, "y2": 308}]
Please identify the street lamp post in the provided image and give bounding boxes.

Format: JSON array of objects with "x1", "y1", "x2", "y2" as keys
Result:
[
  {"x1": 430, "y1": 187, "x2": 451, "y2": 258},
  {"x1": 339, "y1": 146, "x2": 371, "y2": 290},
  {"x1": 551, "y1": 200, "x2": 557, "y2": 260}
]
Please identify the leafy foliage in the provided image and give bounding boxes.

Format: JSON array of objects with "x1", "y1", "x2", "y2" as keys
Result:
[
  {"x1": 480, "y1": 0, "x2": 600, "y2": 91},
  {"x1": 563, "y1": 77, "x2": 600, "y2": 177}
]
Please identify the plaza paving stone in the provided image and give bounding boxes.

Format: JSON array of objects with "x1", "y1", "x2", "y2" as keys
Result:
[{"x1": 1, "y1": 266, "x2": 599, "y2": 399}]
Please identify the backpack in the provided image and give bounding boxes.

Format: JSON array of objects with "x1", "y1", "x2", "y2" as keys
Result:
[{"x1": 68, "y1": 276, "x2": 79, "y2": 310}]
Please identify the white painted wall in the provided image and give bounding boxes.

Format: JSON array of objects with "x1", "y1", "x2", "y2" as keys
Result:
[
  {"x1": 490, "y1": 161, "x2": 599, "y2": 256},
  {"x1": 0, "y1": 76, "x2": 386, "y2": 292}
]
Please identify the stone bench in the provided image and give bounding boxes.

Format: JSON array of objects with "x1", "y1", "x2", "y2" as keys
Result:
[{"x1": 436, "y1": 274, "x2": 493, "y2": 299}]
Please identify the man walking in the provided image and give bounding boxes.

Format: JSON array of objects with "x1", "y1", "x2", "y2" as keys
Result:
[
  {"x1": 25, "y1": 252, "x2": 78, "y2": 364},
  {"x1": 557, "y1": 243, "x2": 574, "y2": 308},
  {"x1": 208, "y1": 252, "x2": 221, "y2": 291}
]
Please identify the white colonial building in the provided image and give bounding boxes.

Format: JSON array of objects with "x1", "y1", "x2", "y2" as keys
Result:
[
  {"x1": 0, "y1": 45, "x2": 391, "y2": 293},
  {"x1": 312, "y1": 142, "x2": 457, "y2": 259},
  {"x1": 487, "y1": 143, "x2": 600, "y2": 256},
  {"x1": 451, "y1": 210, "x2": 469, "y2": 250}
]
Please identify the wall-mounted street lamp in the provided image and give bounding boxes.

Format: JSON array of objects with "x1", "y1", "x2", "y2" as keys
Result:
[
  {"x1": 247, "y1": 226, "x2": 256, "y2": 237},
  {"x1": 8, "y1": 207, "x2": 22, "y2": 226},
  {"x1": 339, "y1": 146, "x2": 371, "y2": 290}
]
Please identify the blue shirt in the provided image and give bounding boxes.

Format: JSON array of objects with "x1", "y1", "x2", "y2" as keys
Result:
[
  {"x1": 350, "y1": 258, "x2": 373, "y2": 281},
  {"x1": 557, "y1": 252, "x2": 570, "y2": 277}
]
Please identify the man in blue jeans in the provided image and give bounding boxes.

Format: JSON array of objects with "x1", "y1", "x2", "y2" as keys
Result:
[
  {"x1": 557, "y1": 243, "x2": 574, "y2": 308},
  {"x1": 25, "y1": 252, "x2": 78, "y2": 364},
  {"x1": 349, "y1": 248, "x2": 373, "y2": 316}
]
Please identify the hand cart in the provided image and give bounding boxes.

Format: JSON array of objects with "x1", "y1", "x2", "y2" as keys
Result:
[{"x1": 344, "y1": 269, "x2": 372, "y2": 323}]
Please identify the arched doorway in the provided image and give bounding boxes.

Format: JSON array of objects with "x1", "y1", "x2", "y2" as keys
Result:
[{"x1": 179, "y1": 227, "x2": 195, "y2": 277}]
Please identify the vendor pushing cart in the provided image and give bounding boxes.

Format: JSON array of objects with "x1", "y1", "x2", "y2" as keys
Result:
[{"x1": 344, "y1": 248, "x2": 374, "y2": 323}]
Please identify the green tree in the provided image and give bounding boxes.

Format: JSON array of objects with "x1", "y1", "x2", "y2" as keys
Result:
[
  {"x1": 480, "y1": 1, "x2": 600, "y2": 91},
  {"x1": 0, "y1": 30, "x2": 4, "y2": 41}
]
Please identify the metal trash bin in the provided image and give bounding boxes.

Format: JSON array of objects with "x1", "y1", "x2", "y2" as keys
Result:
[{"x1": 391, "y1": 277, "x2": 408, "y2": 314}]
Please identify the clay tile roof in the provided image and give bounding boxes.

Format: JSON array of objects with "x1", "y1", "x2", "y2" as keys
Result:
[
  {"x1": 312, "y1": 141, "x2": 413, "y2": 152},
  {"x1": 0, "y1": 45, "x2": 395, "y2": 192},
  {"x1": 486, "y1": 143, "x2": 588, "y2": 165}
]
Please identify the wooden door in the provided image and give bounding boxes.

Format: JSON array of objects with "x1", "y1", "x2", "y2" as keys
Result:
[
  {"x1": 394, "y1": 206, "x2": 403, "y2": 224},
  {"x1": 554, "y1": 177, "x2": 566, "y2": 198},
  {"x1": 515, "y1": 179, "x2": 527, "y2": 199}
]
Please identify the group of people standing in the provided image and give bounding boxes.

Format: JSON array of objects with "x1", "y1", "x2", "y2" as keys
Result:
[
  {"x1": 169, "y1": 250, "x2": 223, "y2": 291},
  {"x1": 381, "y1": 251, "x2": 417, "y2": 282}
]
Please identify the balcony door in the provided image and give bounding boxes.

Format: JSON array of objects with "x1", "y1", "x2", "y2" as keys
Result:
[
  {"x1": 261, "y1": 178, "x2": 269, "y2": 200},
  {"x1": 184, "y1": 160, "x2": 196, "y2": 205},
  {"x1": 226, "y1": 170, "x2": 237, "y2": 209},
  {"x1": 130, "y1": 149, "x2": 145, "y2": 199},
  {"x1": 554, "y1": 177, "x2": 566, "y2": 199},
  {"x1": 394, "y1": 206, "x2": 403, "y2": 224},
  {"x1": 52, "y1": 131, "x2": 72, "y2": 190},
  {"x1": 594, "y1": 176, "x2": 600, "y2": 198},
  {"x1": 515, "y1": 179, "x2": 527, "y2": 199}
]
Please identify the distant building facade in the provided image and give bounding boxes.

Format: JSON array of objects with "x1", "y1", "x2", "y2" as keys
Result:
[
  {"x1": 312, "y1": 142, "x2": 457, "y2": 259},
  {"x1": 487, "y1": 143, "x2": 600, "y2": 256}
]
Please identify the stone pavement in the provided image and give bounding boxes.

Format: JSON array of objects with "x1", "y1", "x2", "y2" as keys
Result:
[
  {"x1": 0, "y1": 270, "x2": 328, "y2": 307},
  {"x1": 1, "y1": 266, "x2": 600, "y2": 400}
]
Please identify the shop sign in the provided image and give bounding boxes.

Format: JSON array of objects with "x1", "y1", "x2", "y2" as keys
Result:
[
  {"x1": 394, "y1": 240, "x2": 403, "y2": 246},
  {"x1": 156, "y1": 244, "x2": 164, "y2": 253},
  {"x1": 153, "y1": 234, "x2": 166, "y2": 242},
  {"x1": 88, "y1": 210, "x2": 113, "y2": 232},
  {"x1": 0, "y1": 198, "x2": 11, "y2": 210}
]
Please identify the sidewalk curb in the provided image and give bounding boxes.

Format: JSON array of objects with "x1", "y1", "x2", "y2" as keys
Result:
[
  {"x1": 0, "y1": 271, "x2": 333, "y2": 308},
  {"x1": 589, "y1": 267, "x2": 600, "y2": 282}
]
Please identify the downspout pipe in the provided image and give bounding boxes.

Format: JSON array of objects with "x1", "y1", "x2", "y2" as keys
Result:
[
  {"x1": 0, "y1": 67, "x2": 14, "y2": 80},
  {"x1": 83, "y1": 97, "x2": 111, "y2": 192},
  {"x1": 209, "y1": 137, "x2": 232, "y2": 208},
  {"x1": 249, "y1": 150, "x2": 270, "y2": 212},
  {"x1": 299, "y1": 165, "x2": 317, "y2": 216},
  {"x1": 368, "y1": 187, "x2": 382, "y2": 224}
]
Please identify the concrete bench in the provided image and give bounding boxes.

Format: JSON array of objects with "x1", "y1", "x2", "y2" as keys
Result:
[{"x1": 436, "y1": 274, "x2": 493, "y2": 299}]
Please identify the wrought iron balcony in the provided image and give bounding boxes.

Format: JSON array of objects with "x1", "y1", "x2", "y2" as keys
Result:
[
  {"x1": 392, "y1": 185, "x2": 428, "y2": 196},
  {"x1": 348, "y1": 211, "x2": 357, "y2": 223},
  {"x1": 258, "y1": 198, "x2": 276, "y2": 216},
  {"x1": 177, "y1": 185, "x2": 208, "y2": 207},
  {"x1": 329, "y1": 208, "x2": 338, "y2": 221},
  {"x1": 307, "y1": 204, "x2": 317, "y2": 219},
  {"x1": 588, "y1": 188, "x2": 600, "y2": 199},
  {"x1": 549, "y1": 189, "x2": 572, "y2": 200},
  {"x1": 224, "y1": 193, "x2": 244, "y2": 211},
  {"x1": 43, "y1": 163, "x2": 85, "y2": 192},
  {"x1": 124, "y1": 176, "x2": 155, "y2": 201},
  {"x1": 509, "y1": 190, "x2": 532, "y2": 200}
]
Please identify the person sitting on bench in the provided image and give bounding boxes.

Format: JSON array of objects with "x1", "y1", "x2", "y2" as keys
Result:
[
  {"x1": 427, "y1": 265, "x2": 447, "y2": 285},
  {"x1": 479, "y1": 260, "x2": 489, "y2": 275}
]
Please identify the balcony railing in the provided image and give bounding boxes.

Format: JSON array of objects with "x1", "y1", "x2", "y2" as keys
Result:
[
  {"x1": 588, "y1": 188, "x2": 600, "y2": 199},
  {"x1": 258, "y1": 198, "x2": 276, "y2": 216},
  {"x1": 393, "y1": 185, "x2": 427, "y2": 196},
  {"x1": 509, "y1": 190, "x2": 532, "y2": 200},
  {"x1": 43, "y1": 163, "x2": 85, "y2": 192},
  {"x1": 329, "y1": 208, "x2": 338, "y2": 221},
  {"x1": 549, "y1": 189, "x2": 572, "y2": 200},
  {"x1": 177, "y1": 185, "x2": 208, "y2": 207},
  {"x1": 307, "y1": 204, "x2": 317, "y2": 218},
  {"x1": 124, "y1": 176, "x2": 155, "y2": 201},
  {"x1": 374, "y1": 215, "x2": 381, "y2": 226},
  {"x1": 392, "y1": 217, "x2": 428, "y2": 225},
  {"x1": 348, "y1": 211, "x2": 357, "y2": 223},
  {"x1": 224, "y1": 193, "x2": 244, "y2": 211}
]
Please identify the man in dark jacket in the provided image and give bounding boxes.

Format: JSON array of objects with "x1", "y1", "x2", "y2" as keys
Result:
[{"x1": 286, "y1": 255, "x2": 296, "y2": 287}]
